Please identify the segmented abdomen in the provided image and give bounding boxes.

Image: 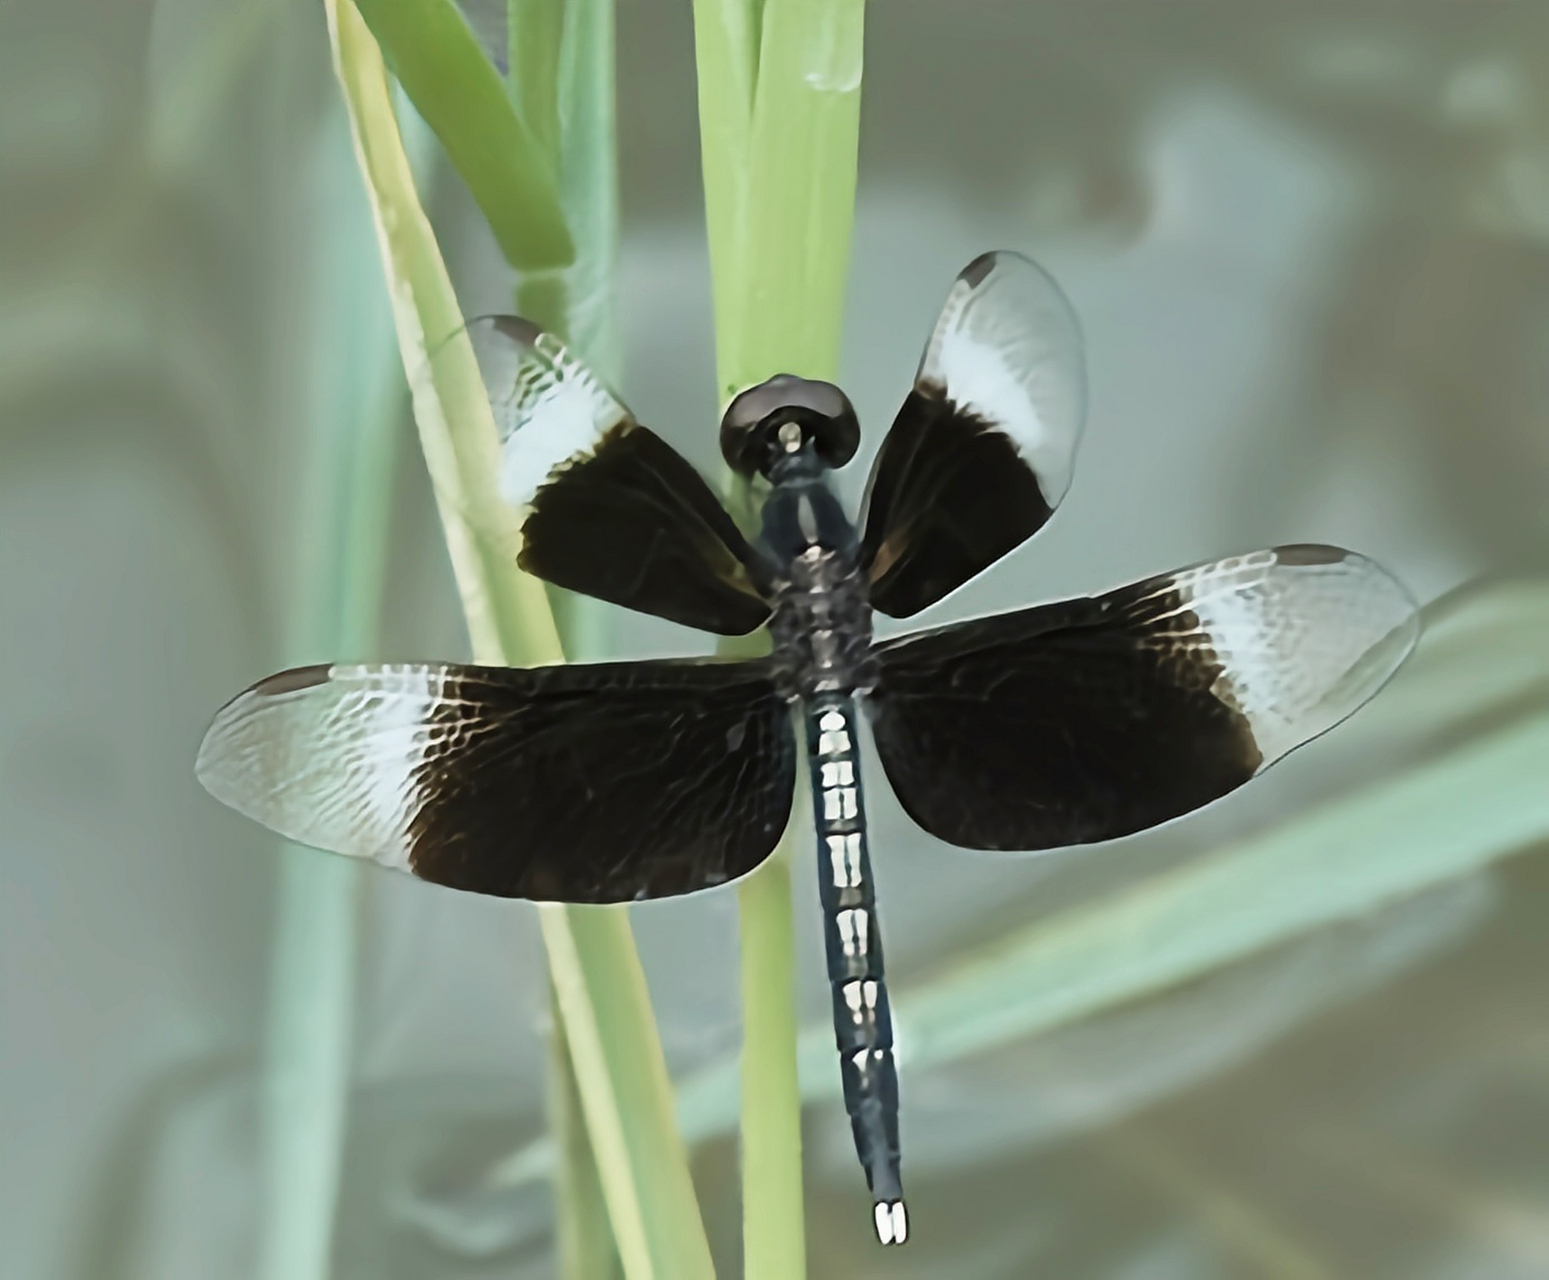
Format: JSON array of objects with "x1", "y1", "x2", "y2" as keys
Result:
[{"x1": 805, "y1": 695, "x2": 908, "y2": 1244}]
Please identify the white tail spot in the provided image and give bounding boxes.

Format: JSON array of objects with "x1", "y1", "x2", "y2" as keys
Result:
[{"x1": 874, "y1": 1200, "x2": 909, "y2": 1245}]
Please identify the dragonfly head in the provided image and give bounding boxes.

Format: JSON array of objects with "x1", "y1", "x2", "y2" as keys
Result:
[{"x1": 720, "y1": 374, "x2": 860, "y2": 481}]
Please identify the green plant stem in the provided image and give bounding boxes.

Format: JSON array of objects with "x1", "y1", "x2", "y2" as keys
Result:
[
  {"x1": 508, "y1": 0, "x2": 567, "y2": 337},
  {"x1": 734, "y1": 848, "x2": 804, "y2": 1270},
  {"x1": 694, "y1": 2, "x2": 866, "y2": 1276},
  {"x1": 326, "y1": 6, "x2": 712, "y2": 1279},
  {"x1": 689, "y1": 0, "x2": 756, "y2": 386}
]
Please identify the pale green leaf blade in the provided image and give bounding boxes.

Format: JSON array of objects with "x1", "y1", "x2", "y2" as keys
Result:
[
  {"x1": 553, "y1": 0, "x2": 620, "y2": 381},
  {"x1": 548, "y1": 982, "x2": 624, "y2": 1280},
  {"x1": 691, "y1": 0, "x2": 757, "y2": 360},
  {"x1": 325, "y1": 10, "x2": 713, "y2": 1280},
  {"x1": 725, "y1": 0, "x2": 865, "y2": 395}
]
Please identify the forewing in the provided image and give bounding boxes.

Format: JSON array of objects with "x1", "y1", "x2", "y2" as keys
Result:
[
  {"x1": 860, "y1": 251, "x2": 1086, "y2": 618},
  {"x1": 474, "y1": 316, "x2": 770, "y2": 635},
  {"x1": 196, "y1": 657, "x2": 796, "y2": 902},
  {"x1": 866, "y1": 546, "x2": 1418, "y2": 850}
]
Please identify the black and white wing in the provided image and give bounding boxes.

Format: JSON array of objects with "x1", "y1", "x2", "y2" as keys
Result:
[
  {"x1": 866, "y1": 546, "x2": 1418, "y2": 850},
  {"x1": 196, "y1": 657, "x2": 796, "y2": 902},
  {"x1": 859, "y1": 251, "x2": 1086, "y2": 619},
  {"x1": 474, "y1": 317, "x2": 771, "y2": 635}
]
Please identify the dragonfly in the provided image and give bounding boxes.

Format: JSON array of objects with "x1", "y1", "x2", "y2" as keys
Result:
[{"x1": 196, "y1": 251, "x2": 1419, "y2": 1246}]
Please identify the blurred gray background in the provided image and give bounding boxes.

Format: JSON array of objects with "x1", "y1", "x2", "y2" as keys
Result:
[{"x1": 4, "y1": 2, "x2": 1548, "y2": 1278}]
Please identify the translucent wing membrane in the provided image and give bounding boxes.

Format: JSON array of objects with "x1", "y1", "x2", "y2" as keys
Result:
[
  {"x1": 471, "y1": 317, "x2": 771, "y2": 635},
  {"x1": 866, "y1": 546, "x2": 1419, "y2": 850},
  {"x1": 196, "y1": 658, "x2": 797, "y2": 902},
  {"x1": 860, "y1": 251, "x2": 1087, "y2": 618}
]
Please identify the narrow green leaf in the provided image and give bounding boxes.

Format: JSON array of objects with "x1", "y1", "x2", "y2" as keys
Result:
[
  {"x1": 552, "y1": 0, "x2": 620, "y2": 381},
  {"x1": 697, "y1": 0, "x2": 865, "y2": 399},
  {"x1": 353, "y1": 0, "x2": 574, "y2": 272},
  {"x1": 690, "y1": 0, "x2": 757, "y2": 348},
  {"x1": 734, "y1": 848, "x2": 806, "y2": 1275},
  {"x1": 325, "y1": 9, "x2": 712, "y2": 1280},
  {"x1": 731, "y1": 0, "x2": 864, "y2": 390}
]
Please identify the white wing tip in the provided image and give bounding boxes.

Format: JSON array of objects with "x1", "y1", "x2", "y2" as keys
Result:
[
  {"x1": 194, "y1": 664, "x2": 336, "y2": 806},
  {"x1": 1223, "y1": 545, "x2": 1422, "y2": 761}
]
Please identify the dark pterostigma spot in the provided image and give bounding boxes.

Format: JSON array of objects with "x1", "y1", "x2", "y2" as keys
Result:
[
  {"x1": 959, "y1": 251, "x2": 998, "y2": 288},
  {"x1": 491, "y1": 314, "x2": 543, "y2": 347},
  {"x1": 1275, "y1": 543, "x2": 1346, "y2": 566},
  {"x1": 254, "y1": 664, "x2": 332, "y2": 696}
]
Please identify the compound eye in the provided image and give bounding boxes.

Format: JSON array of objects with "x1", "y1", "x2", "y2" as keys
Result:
[
  {"x1": 719, "y1": 378, "x2": 794, "y2": 475},
  {"x1": 719, "y1": 374, "x2": 860, "y2": 475},
  {"x1": 807, "y1": 393, "x2": 860, "y2": 468}
]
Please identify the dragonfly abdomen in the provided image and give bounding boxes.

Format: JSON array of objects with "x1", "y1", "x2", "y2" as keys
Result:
[{"x1": 805, "y1": 695, "x2": 907, "y2": 1245}]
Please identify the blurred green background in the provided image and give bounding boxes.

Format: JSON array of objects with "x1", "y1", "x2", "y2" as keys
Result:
[{"x1": 4, "y1": 2, "x2": 1549, "y2": 1278}]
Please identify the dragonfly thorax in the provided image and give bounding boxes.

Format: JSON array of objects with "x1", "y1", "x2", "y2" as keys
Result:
[{"x1": 760, "y1": 476, "x2": 874, "y2": 698}]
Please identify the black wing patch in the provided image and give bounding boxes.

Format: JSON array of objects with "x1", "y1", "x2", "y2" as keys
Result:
[
  {"x1": 865, "y1": 546, "x2": 1418, "y2": 850},
  {"x1": 475, "y1": 316, "x2": 771, "y2": 635},
  {"x1": 196, "y1": 658, "x2": 796, "y2": 902},
  {"x1": 860, "y1": 251, "x2": 1086, "y2": 619}
]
